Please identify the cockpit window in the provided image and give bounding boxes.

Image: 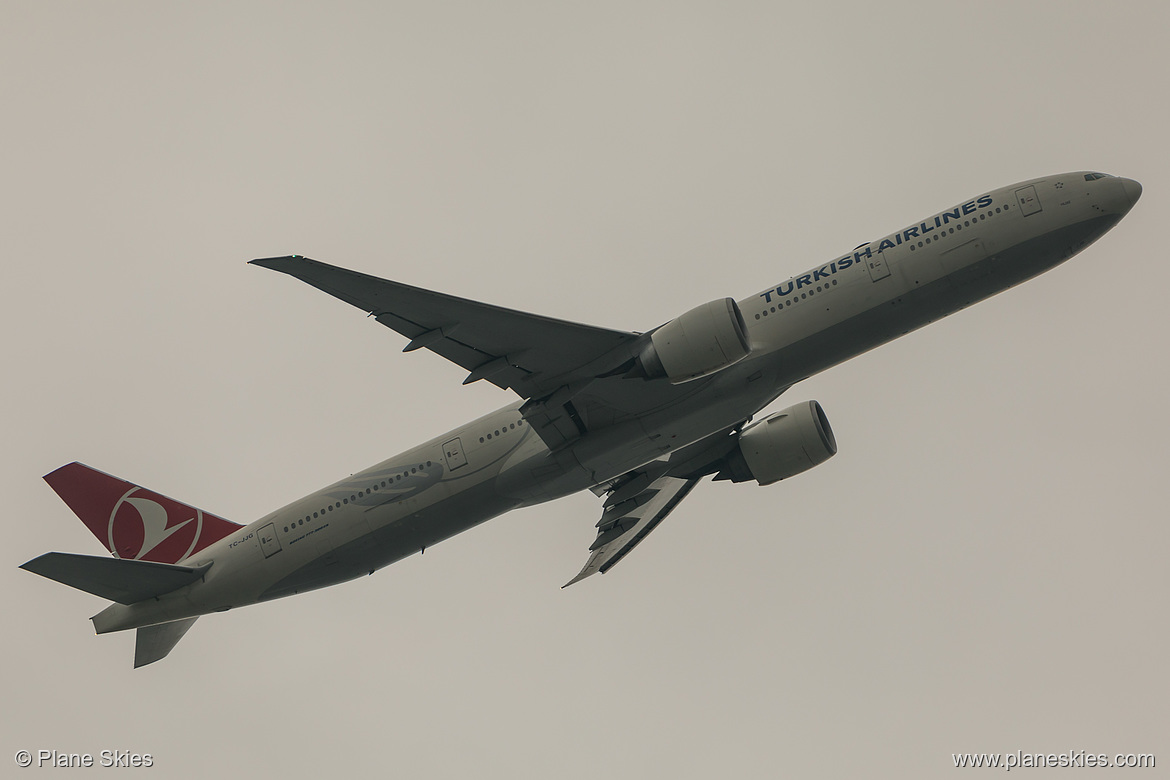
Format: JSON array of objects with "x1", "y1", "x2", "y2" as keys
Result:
[{"x1": 1084, "y1": 172, "x2": 1113, "y2": 181}]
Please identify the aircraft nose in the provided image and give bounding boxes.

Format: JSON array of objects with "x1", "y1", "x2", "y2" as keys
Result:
[{"x1": 1120, "y1": 178, "x2": 1142, "y2": 210}]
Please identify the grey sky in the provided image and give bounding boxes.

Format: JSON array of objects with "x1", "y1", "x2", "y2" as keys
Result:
[{"x1": 3, "y1": 2, "x2": 1166, "y2": 777}]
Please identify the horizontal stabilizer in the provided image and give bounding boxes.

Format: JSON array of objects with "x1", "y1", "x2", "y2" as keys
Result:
[
  {"x1": 135, "y1": 617, "x2": 198, "y2": 668},
  {"x1": 20, "y1": 552, "x2": 211, "y2": 605}
]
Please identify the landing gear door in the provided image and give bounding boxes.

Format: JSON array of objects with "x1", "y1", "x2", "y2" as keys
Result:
[
  {"x1": 1015, "y1": 185, "x2": 1042, "y2": 216},
  {"x1": 258, "y1": 523, "x2": 281, "y2": 558},
  {"x1": 443, "y1": 437, "x2": 468, "y2": 471}
]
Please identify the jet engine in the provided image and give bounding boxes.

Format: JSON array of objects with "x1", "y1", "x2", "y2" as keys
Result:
[
  {"x1": 716, "y1": 401, "x2": 837, "y2": 486},
  {"x1": 632, "y1": 298, "x2": 750, "y2": 384}
]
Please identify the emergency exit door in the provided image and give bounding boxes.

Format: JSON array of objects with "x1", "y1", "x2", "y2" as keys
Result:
[
  {"x1": 1015, "y1": 184, "x2": 1042, "y2": 216},
  {"x1": 443, "y1": 437, "x2": 468, "y2": 470},
  {"x1": 258, "y1": 523, "x2": 282, "y2": 558},
  {"x1": 865, "y1": 249, "x2": 891, "y2": 281}
]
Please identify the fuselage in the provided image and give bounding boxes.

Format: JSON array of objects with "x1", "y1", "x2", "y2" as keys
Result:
[{"x1": 92, "y1": 171, "x2": 1141, "y2": 634}]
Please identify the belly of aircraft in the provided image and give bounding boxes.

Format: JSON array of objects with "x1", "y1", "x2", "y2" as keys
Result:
[{"x1": 257, "y1": 478, "x2": 523, "y2": 601}]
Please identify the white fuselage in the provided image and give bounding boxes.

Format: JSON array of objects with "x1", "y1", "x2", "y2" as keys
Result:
[{"x1": 93, "y1": 172, "x2": 1138, "y2": 633}]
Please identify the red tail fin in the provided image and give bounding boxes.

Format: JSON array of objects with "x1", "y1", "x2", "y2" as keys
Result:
[{"x1": 44, "y1": 463, "x2": 243, "y2": 564}]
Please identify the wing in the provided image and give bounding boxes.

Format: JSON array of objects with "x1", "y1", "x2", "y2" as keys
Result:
[
  {"x1": 250, "y1": 256, "x2": 639, "y2": 400},
  {"x1": 564, "y1": 475, "x2": 699, "y2": 587},
  {"x1": 563, "y1": 425, "x2": 744, "y2": 587}
]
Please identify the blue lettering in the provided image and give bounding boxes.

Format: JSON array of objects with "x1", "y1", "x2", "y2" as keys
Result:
[{"x1": 760, "y1": 190, "x2": 998, "y2": 306}]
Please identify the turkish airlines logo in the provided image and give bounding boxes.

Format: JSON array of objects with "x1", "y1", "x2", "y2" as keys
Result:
[{"x1": 108, "y1": 488, "x2": 204, "y2": 563}]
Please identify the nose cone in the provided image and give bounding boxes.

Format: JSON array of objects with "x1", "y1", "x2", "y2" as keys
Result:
[{"x1": 1121, "y1": 178, "x2": 1143, "y2": 211}]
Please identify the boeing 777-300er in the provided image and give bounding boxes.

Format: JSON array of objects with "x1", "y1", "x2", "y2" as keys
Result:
[{"x1": 22, "y1": 172, "x2": 1141, "y2": 666}]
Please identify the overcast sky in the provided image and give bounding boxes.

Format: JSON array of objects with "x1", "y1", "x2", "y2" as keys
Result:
[{"x1": 3, "y1": 2, "x2": 1166, "y2": 777}]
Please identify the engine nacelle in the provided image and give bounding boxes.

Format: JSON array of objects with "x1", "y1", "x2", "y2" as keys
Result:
[
  {"x1": 634, "y1": 298, "x2": 750, "y2": 384},
  {"x1": 717, "y1": 401, "x2": 837, "y2": 486}
]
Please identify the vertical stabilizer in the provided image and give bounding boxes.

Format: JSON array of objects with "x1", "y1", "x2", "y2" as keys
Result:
[
  {"x1": 44, "y1": 462, "x2": 241, "y2": 564},
  {"x1": 134, "y1": 618, "x2": 199, "y2": 668}
]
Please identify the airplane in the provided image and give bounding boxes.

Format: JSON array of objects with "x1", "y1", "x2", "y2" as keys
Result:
[{"x1": 21, "y1": 171, "x2": 1141, "y2": 667}]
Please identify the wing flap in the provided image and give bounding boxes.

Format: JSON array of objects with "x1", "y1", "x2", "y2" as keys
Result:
[{"x1": 20, "y1": 552, "x2": 211, "y2": 605}]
